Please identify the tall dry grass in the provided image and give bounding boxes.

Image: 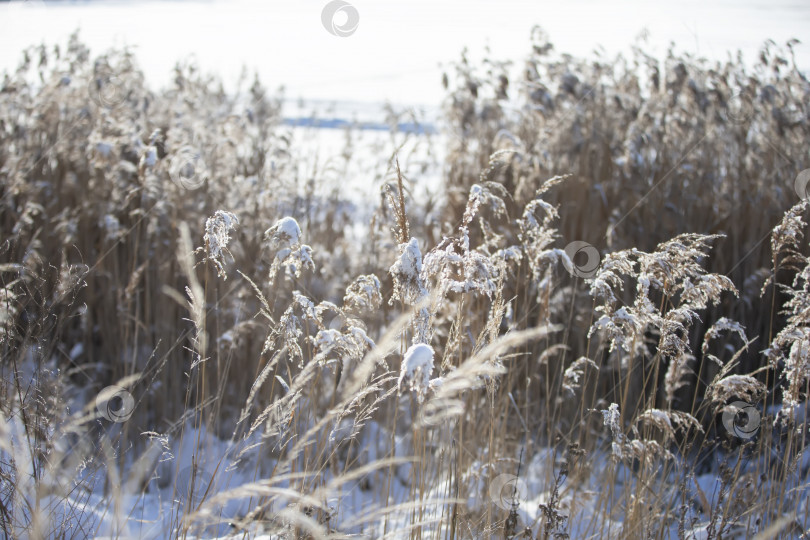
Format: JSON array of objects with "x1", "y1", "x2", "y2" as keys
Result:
[{"x1": 0, "y1": 28, "x2": 809, "y2": 539}]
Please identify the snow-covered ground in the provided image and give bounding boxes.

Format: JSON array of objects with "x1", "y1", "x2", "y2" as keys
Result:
[
  {"x1": 9, "y1": 405, "x2": 807, "y2": 538},
  {"x1": 5, "y1": 342, "x2": 808, "y2": 538}
]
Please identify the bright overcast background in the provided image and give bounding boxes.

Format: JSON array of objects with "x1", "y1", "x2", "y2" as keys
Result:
[{"x1": 1, "y1": 0, "x2": 809, "y2": 109}]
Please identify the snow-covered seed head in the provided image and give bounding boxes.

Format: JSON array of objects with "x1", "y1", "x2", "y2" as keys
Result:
[
  {"x1": 201, "y1": 210, "x2": 238, "y2": 279},
  {"x1": 601, "y1": 403, "x2": 622, "y2": 440},
  {"x1": 0, "y1": 287, "x2": 19, "y2": 344},
  {"x1": 343, "y1": 274, "x2": 383, "y2": 315},
  {"x1": 264, "y1": 216, "x2": 314, "y2": 279},
  {"x1": 562, "y1": 356, "x2": 598, "y2": 395},
  {"x1": 266, "y1": 216, "x2": 302, "y2": 249},
  {"x1": 389, "y1": 238, "x2": 428, "y2": 305},
  {"x1": 709, "y1": 374, "x2": 765, "y2": 405},
  {"x1": 398, "y1": 343, "x2": 435, "y2": 402},
  {"x1": 601, "y1": 403, "x2": 624, "y2": 459}
]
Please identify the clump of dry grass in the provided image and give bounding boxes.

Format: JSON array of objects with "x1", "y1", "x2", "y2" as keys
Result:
[{"x1": 1, "y1": 29, "x2": 809, "y2": 539}]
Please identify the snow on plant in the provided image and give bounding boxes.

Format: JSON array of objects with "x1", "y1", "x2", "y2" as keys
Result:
[
  {"x1": 635, "y1": 408, "x2": 702, "y2": 441},
  {"x1": 763, "y1": 199, "x2": 810, "y2": 421},
  {"x1": 418, "y1": 183, "x2": 517, "y2": 309},
  {"x1": 588, "y1": 249, "x2": 637, "y2": 308},
  {"x1": 389, "y1": 237, "x2": 432, "y2": 344},
  {"x1": 516, "y1": 175, "x2": 570, "y2": 294},
  {"x1": 601, "y1": 403, "x2": 694, "y2": 465},
  {"x1": 601, "y1": 403, "x2": 624, "y2": 459},
  {"x1": 640, "y1": 236, "x2": 737, "y2": 358},
  {"x1": 311, "y1": 301, "x2": 375, "y2": 393},
  {"x1": 265, "y1": 216, "x2": 314, "y2": 281},
  {"x1": 0, "y1": 285, "x2": 18, "y2": 344},
  {"x1": 343, "y1": 274, "x2": 383, "y2": 316},
  {"x1": 588, "y1": 234, "x2": 737, "y2": 381},
  {"x1": 768, "y1": 200, "x2": 808, "y2": 270},
  {"x1": 421, "y1": 239, "x2": 499, "y2": 299},
  {"x1": 708, "y1": 374, "x2": 766, "y2": 405},
  {"x1": 389, "y1": 237, "x2": 428, "y2": 306},
  {"x1": 636, "y1": 408, "x2": 676, "y2": 439},
  {"x1": 269, "y1": 216, "x2": 302, "y2": 246},
  {"x1": 561, "y1": 356, "x2": 598, "y2": 395},
  {"x1": 5, "y1": 32, "x2": 810, "y2": 539},
  {"x1": 698, "y1": 324, "x2": 765, "y2": 418},
  {"x1": 670, "y1": 320, "x2": 751, "y2": 410},
  {"x1": 664, "y1": 352, "x2": 696, "y2": 407},
  {"x1": 398, "y1": 343, "x2": 435, "y2": 402},
  {"x1": 620, "y1": 438, "x2": 674, "y2": 466},
  {"x1": 762, "y1": 202, "x2": 810, "y2": 423},
  {"x1": 459, "y1": 183, "x2": 506, "y2": 252},
  {"x1": 265, "y1": 290, "x2": 318, "y2": 366},
  {"x1": 701, "y1": 317, "x2": 749, "y2": 366},
  {"x1": 589, "y1": 304, "x2": 643, "y2": 357},
  {"x1": 318, "y1": 323, "x2": 375, "y2": 391},
  {"x1": 782, "y1": 327, "x2": 810, "y2": 416},
  {"x1": 421, "y1": 184, "x2": 515, "y2": 299},
  {"x1": 199, "y1": 210, "x2": 238, "y2": 279},
  {"x1": 392, "y1": 183, "x2": 519, "y2": 346}
]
